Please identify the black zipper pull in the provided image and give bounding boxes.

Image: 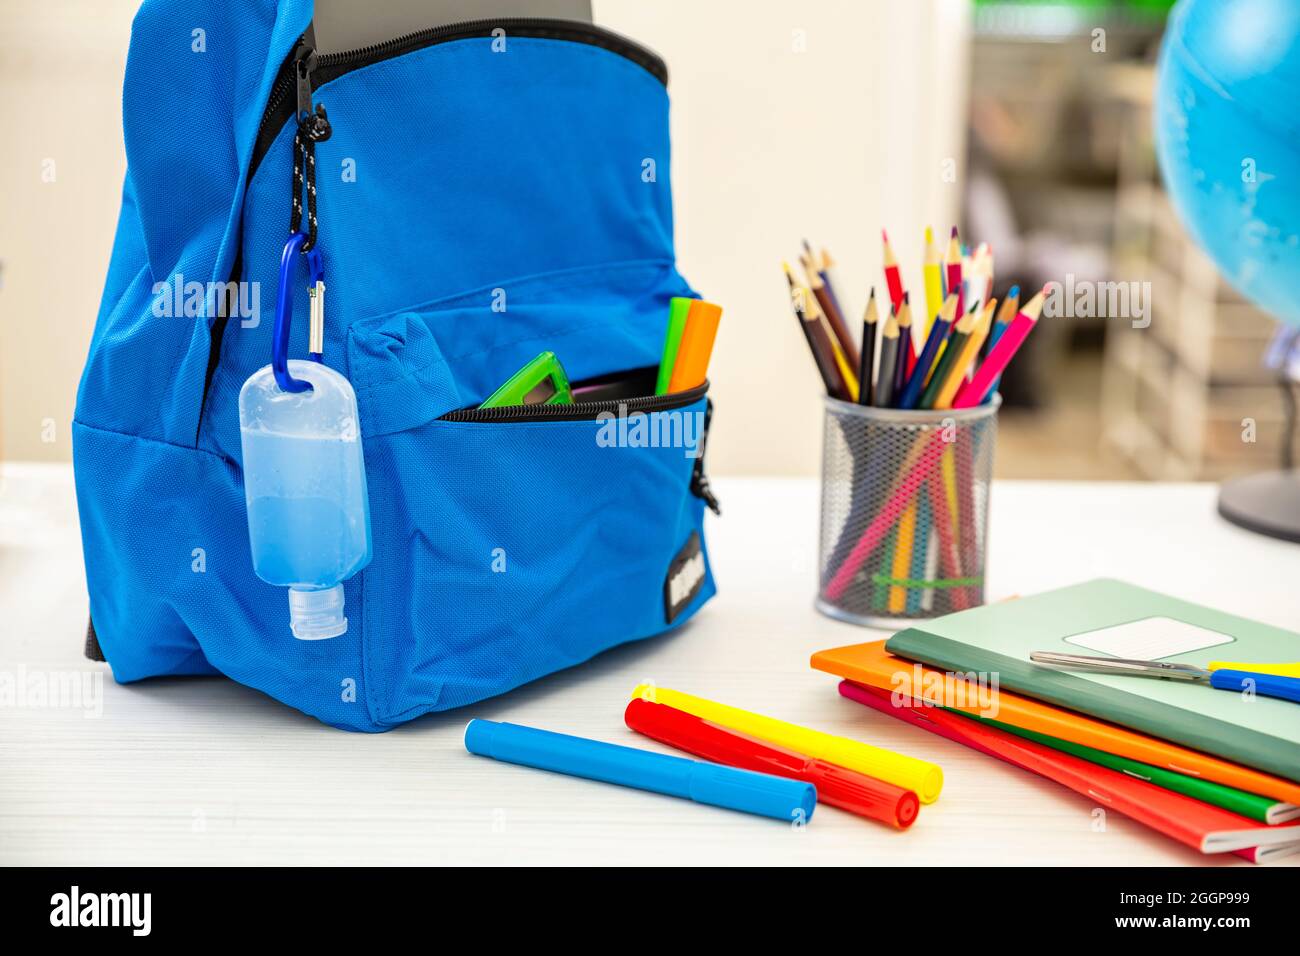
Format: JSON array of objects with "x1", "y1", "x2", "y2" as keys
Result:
[
  {"x1": 294, "y1": 41, "x2": 331, "y2": 142},
  {"x1": 289, "y1": 37, "x2": 329, "y2": 253},
  {"x1": 690, "y1": 398, "x2": 721, "y2": 516}
]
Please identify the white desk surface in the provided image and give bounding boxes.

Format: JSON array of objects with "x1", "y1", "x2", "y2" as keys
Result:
[{"x1": 2, "y1": 463, "x2": 1298, "y2": 866}]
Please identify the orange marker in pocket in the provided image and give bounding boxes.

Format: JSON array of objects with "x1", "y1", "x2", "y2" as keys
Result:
[{"x1": 667, "y1": 300, "x2": 723, "y2": 392}]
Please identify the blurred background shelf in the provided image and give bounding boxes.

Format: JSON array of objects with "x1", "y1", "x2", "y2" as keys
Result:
[{"x1": 1101, "y1": 50, "x2": 1289, "y2": 482}]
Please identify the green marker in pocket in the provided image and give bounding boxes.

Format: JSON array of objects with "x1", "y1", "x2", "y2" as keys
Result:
[{"x1": 655, "y1": 297, "x2": 694, "y2": 395}]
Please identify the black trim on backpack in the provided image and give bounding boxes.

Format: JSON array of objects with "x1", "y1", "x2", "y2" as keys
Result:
[{"x1": 85, "y1": 617, "x2": 105, "y2": 662}]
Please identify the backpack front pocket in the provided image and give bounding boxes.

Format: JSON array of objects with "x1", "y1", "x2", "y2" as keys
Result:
[{"x1": 348, "y1": 334, "x2": 717, "y2": 723}]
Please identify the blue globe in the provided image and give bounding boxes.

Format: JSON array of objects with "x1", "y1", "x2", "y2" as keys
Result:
[{"x1": 1155, "y1": 0, "x2": 1300, "y2": 328}]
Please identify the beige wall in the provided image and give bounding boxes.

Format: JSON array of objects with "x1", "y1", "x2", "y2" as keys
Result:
[
  {"x1": 0, "y1": 0, "x2": 968, "y2": 473},
  {"x1": 597, "y1": 0, "x2": 971, "y2": 474},
  {"x1": 0, "y1": 0, "x2": 135, "y2": 464}
]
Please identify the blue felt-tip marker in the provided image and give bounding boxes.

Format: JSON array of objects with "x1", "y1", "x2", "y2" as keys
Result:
[{"x1": 464, "y1": 719, "x2": 817, "y2": 823}]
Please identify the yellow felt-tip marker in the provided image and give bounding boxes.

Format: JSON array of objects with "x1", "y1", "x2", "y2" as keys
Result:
[{"x1": 630, "y1": 684, "x2": 944, "y2": 803}]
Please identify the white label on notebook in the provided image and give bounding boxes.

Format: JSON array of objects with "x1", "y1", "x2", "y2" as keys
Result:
[{"x1": 1062, "y1": 616, "x2": 1235, "y2": 660}]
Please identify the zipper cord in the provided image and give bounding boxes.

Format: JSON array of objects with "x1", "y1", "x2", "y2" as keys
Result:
[
  {"x1": 290, "y1": 126, "x2": 321, "y2": 250},
  {"x1": 290, "y1": 46, "x2": 331, "y2": 252}
]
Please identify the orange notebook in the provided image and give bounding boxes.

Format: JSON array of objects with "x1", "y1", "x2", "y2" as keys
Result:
[{"x1": 812, "y1": 639, "x2": 1300, "y2": 807}]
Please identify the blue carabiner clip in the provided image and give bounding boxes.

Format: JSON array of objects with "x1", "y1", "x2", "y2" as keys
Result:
[{"x1": 271, "y1": 232, "x2": 326, "y2": 393}]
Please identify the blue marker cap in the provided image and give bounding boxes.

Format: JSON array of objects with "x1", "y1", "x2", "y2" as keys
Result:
[
  {"x1": 465, "y1": 719, "x2": 816, "y2": 823},
  {"x1": 685, "y1": 761, "x2": 817, "y2": 821}
]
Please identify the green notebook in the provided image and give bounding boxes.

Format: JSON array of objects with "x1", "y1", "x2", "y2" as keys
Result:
[{"x1": 886, "y1": 579, "x2": 1300, "y2": 784}]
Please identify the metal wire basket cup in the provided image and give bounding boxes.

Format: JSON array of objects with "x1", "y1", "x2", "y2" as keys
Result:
[{"x1": 816, "y1": 395, "x2": 1000, "y2": 627}]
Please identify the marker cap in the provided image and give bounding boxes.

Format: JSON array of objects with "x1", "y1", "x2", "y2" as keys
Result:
[
  {"x1": 806, "y1": 758, "x2": 919, "y2": 828},
  {"x1": 687, "y1": 763, "x2": 816, "y2": 824}
]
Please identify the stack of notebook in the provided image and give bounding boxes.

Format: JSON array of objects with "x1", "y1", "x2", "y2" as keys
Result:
[{"x1": 811, "y1": 579, "x2": 1300, "y2": 862}]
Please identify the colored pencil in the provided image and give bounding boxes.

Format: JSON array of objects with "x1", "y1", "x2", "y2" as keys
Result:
[
  {"x1": 926, "y1": 460, "x2": 967, "y2": 612},
  {"x1": 858, "y1": 287, "x2": 879, "y2": 406},
  {"x1": 882, "y1": 229, "x2": 906, "y2": 312},
  {"x1": 807, "y1": 262, "x2": 860, "y2": 373},
  {"x1": 823, "y1": 427, "x2": 949, "y2": 601},
  {"x1": 995, "y1": 284, "x2": 1021, "y2": 330},
  {"x1": 799, "y1": 249, "x2": 817, "y2": 280},
  {"x1": 897, "y1": 293, "x2": 956, "y2": 409},
  {"x1": 922, "y1": 226, "x2": 944, "y2": 333},
  {"x1": 952, "y1": 436, "x2": 978, "y2": 608},
  {"x1": 983, "y1": 284, "x2": 1020, "y2": 389},
  {"x1": 919, "y1": 524, "x2": 939, "y2": 612},
  {"x1": 782, "y1": 259, "x2": 806, "y2": 309},
  {"x1": 818, "y1": 246, "x2": 846, "y2": 320},
  {"x1": 789, "y1": 229, "x2": 1041, "y2": 619},
  {"x1": 873, "y1": 313, "x2": 901, "y2": 408},
  {"x1": 945, "y1": 227, "x2": 963, "y2": 319},
  {"x1": 826, "y1": 299, "x2": 1011, "y2": 601},
  {"x1": 906, "y1": 494, "x2": 931, "y2": 615},
  {"x1": 894, "y1": 294, "x2": 915, "y2": 388},
  {"x1": 964, "y1": 242, "x2": 992, "y2": 315},
  {"x1": 787, "y1": 264, "x2": 850, "y2": 400},
  {"x1": 874, "y1": 525, "x2": 896, "y2": 609},
  {"x1": 805, "y1": 277, "x2": 859, "y2": 401},
  {"x1": 934, "y1": 298, "x2": 996, "y2": 409},
  {"x1": 918, "y1": 303, "x2": 977, "y2": 409},
  {"x1": 953, "y1": 288, "x2": 1045, "y2": 407},
  {"x1": 801, "y1": 310, "x2": 851, "y2": 400},
  {"x1": 888, "y1": 500, "x2": 917, "y2": 612}
]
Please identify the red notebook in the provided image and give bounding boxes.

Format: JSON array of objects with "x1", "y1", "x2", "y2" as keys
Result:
[{"x1": 839, "y1": 681, "x2": 1300, "y2": 864}]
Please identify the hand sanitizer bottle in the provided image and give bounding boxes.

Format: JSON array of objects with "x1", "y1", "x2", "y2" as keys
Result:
[{"x1": 238, "y1": 359, "x2": 372, "y2": 639}]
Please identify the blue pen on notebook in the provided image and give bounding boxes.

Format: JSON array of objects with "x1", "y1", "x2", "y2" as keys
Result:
[{"x1": 464, "y1": 719, "x2": 817, "y2": 822}]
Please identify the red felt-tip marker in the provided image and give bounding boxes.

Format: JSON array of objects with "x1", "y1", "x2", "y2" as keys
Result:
[{"x1": 623, "y1": 698, "x2": 920, "y2": 829}]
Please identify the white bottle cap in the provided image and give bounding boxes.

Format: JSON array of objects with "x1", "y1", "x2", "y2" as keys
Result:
[{"x1": 288, "y1": 585, "x2": 348, "y2": 640}]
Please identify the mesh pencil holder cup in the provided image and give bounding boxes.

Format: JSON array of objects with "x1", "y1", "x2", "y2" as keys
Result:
[{"x1": 816, "y1": 395, "x2": 1000, "y2": 627}]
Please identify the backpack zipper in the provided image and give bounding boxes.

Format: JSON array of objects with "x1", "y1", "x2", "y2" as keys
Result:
[
  {"x1": 690, "y1": 399, "x2": 720, "y2": 514},
  {"x1": 442, "y1": 381, "x2": 721, "y2": 514},
  {"x1": 247, "y1": 17, "x2": 667, "y2": 185},
  {"x1": 439, "y1": 381, "x2": 708, "y2": 423}
]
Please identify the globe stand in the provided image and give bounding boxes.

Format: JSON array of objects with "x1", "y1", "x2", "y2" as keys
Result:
[{"x1": 1218, "y1": 470, "x2": 1300, "y2": 544}]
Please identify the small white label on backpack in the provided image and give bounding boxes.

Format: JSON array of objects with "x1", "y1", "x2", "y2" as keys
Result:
[{"x1": 664, "y1": 532, "x2": 705, "y2": 623}]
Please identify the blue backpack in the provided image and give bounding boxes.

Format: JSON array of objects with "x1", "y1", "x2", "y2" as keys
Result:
[{"x1": 73, "y1": 0, "x2": 717, "y2": 731}]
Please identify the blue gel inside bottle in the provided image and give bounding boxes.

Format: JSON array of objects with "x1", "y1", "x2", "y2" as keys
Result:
[{"x1": 238, "y1": 360, "x2": 372, "y2": 639}]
